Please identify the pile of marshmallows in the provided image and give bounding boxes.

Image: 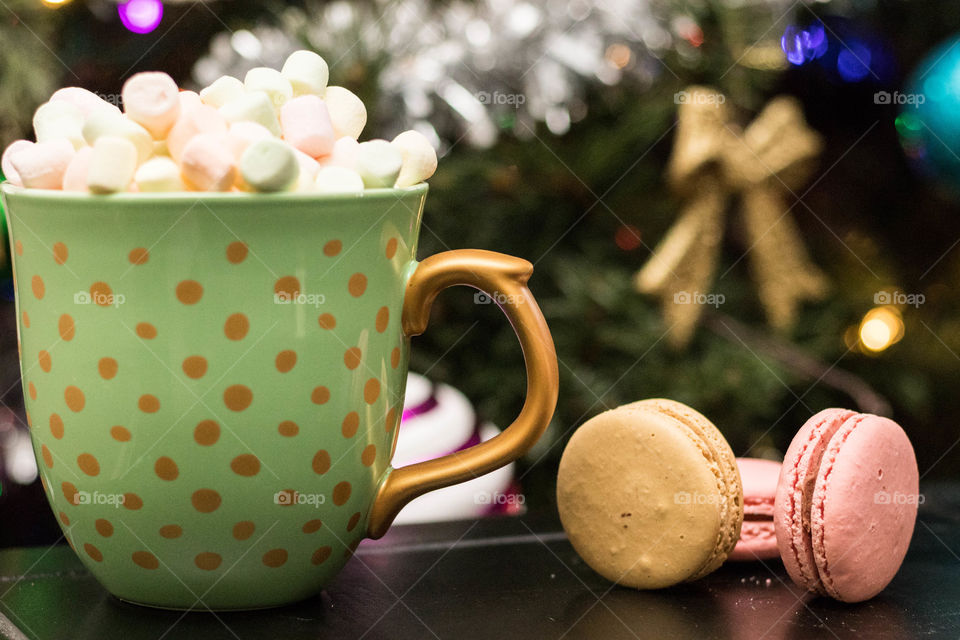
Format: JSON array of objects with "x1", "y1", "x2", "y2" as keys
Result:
[{"x1": 0, "y1": 50, "x2": 437, "y2": 194}]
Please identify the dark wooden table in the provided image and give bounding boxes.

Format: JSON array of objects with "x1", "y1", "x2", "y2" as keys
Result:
[{"x1": 0, "y1": 482, "x2": 957, "y2": 639}]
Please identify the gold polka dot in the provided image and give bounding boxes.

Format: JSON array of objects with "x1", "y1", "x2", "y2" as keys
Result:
[
  {"x1": 361, "y1": 444, "x2": 377, "y2": 467},
  {"x1": 98, "y1": 357, "x2": 118, "y2": 380},
  {"x1": 232, "y1": 521, "x2": 255, "y2": 540},
  {"x1": 136, "y1": 322, "x2": 157, "y2": 339},
  {"x1": 302, "y1": 519, "x2": 323, "y2": 533},
  {"x1": 348, "y1": 273, "x2": 367, "y2": 297},
  {"x1": 224, "y1": 313, "x2": 249, "y2": 340},
  {"x1": 62, "y1": 482, "x2": 78, "y2": 505},
  {"x1": 128, "y1": 247, "x2": 149, "y2": 265},
  {"x1": 385, "y1": 237, "x2": 398, "y2": 259},
  {"x1": 110, "y1": 425, "x2": 131, "y2": 442},
  {"x1": 230, "y1": 454, "x2": 261, "y2": 477},
  {"x1": 182, "y1": 356, "x2": 207, "y2": 379},
  {"x1": 28, "y1": 381, "x2": 37, "y2": 400},
  {"x1": 311, "y1": 546, "x2": 332, "y2": 565},
  {"x1": 95, "y1": 519, "x2": 114, "y2": 537},
  {"x1": 38, "y1": 350, "x2": 52, "y2": 373},
  {"x1": 262, "y1": 549, "x2": 287, "y2": 568},
  {"x1": 41, "y1": 444, "x2": 53, "y2": 468},
  {"x1": 192, "y1": 489, "x2": 221, "y2": 513},
  {"x1": 312, "y1": 450, "x2": 331, "y2": 475},
  {"x1": 375, "y1": 306, "x2": 390, "y2": 333},
  {"x1": 341, "y1": 412, "x2": 359, "y2": 438},
  {"x1": 347, "y1": 512, "x2": 362, "y2": 532},
  {"x1": 274, "y1": 276, "x2": 301, "y2": 301},
  {"x1": 132, "y1": 551, "x2": 159, "y2": 570},
  {"x1": 385, "y1": 407, "x2": 398, "y2": 433},
  {"x1": 176, "y1": 280, "x2": 203, "y2": 304},
  {"x1": 77, "y1": 453, "x2": 100, "y2": 476},
  {"x1": 52, "y1": 242, "x2": 68, "y2": 264},
  {"x1": 15, "y1": 240, "x2": 22, "y2": 256},
  {"x1": 58, "y1": 511, "x2": 69, "y2": 526},
  {"x1": 224, "y1": 385, "x2": 252, "y2": 411},
  {"x1": 59, "y1": 314, "x2": 75, "y2": 341},
  {"x1": 195, "y1": 552, "x2": 222, "y2": 571},
  {"x1": 84, "y1": 543, "x2": 103, "y2": 562},
  {"x1": 311, "y1": 386, "x2": 330, "y2": 405},
  {"x1": 90, "y1": 281, "x2": 113, "y2": 306},
  {"x1": 31, "y1": 275, "x2": 45, "y2": 299},
  {"x1": 226, "y1": 241, "x2": 248, "y2": 263},
  {"x1": 318, "y1": 313, "x2": 336, "y2": 330},
  {"x1": 194, "y1": 420, "x2": 220, "y2": 445},
  {"x1": 159, "y1": 524, "x2": 182, "y2": 539},
  {"x1": 364, "y1": 378, "x2": 380, "y2": 404},
  {"x1": 138, "y1": 394, "x2": 160, "y2": 413},
  {"x1": 391, "y1": 347, "x2": 401, "y2": 369},
  {"x1": 50, "y1": 414, "x2": 64, "y2": 439},
  {"x1": 22, "y1": 312, "x2": 29, "y2": 329},
  {"x1": 278, "y1": 420, "x2": 299, "y2": 437},
  {"x1": 154, "y1": 456, "x2": 179, "y2": 481},
  {"x1": 64, "y1": 386, "x2": 85, "y2": 412},
  {"x1": 123, "y1": 493, "x2": 143, "y2": 510},
  {"x1": 344, "y1": 347, "x2": 361, "y2": 370},
  {"x1": 275, "y1": 350, "x2": 296, "y2": 373},
  {"x1": 323, "y1": 239, "x2": 341, "y2": 256},
  {"x1": 333, "y1": 481, "x2": 352, "y2": 506}
]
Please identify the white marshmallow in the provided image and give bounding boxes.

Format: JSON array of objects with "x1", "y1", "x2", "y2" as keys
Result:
[
  {"x1": 355, "y1": 139, "x2": 402, "y2": 188},
  {"x1": 320, "y1": 136, "x2": 360, "y2": 170},
  {"x1": 239, "y1": 139, "x2": 299, "y2": 192},
  {"x1": 33, "y1": 101, "x2": 86, "y2": 149},
  {"x1": 391, "y1": 130, "x2": 438, "y2": 187},
  {"x1": 226, "y1": 121, "x2": 274, "y2": 160},
  {"x1": 9, "y1": 139, "x2": 74, "y2": 189},
  {"x1": 62, "y1": 147, "x2": 94, "y2": 192},
  {"x1": 323, "y1": 86, "x2": 367, "y2": 139},
  {"x1": 87, "y1": 136, "x2": 138, "y2": 193},
  {"x1": 315, "y1": 166, "x2": 365, "y2": 194},
  {"x1": 2, "y1": 140, "x2": 34, "y2": 186},
  {"x1": 244, "y1": 67, "x2": 293, "y2": 109},
  {"x1": 50, "y1": 87, "x2": 121, "y2": 119},
  {"x1": 135, "y1": 157, "x2": 186, "y2": 192},
  {"x1": 281, "y1": 50, "x2": 329, "y2": 96},
  {"x1": 219, "y1": 91, "x2": 282, "y2": 137},
  {"x1": 294, "y1": 150, "x2": 320, "y2": 191},
  {"x1": 200, "y1": 75, "x2": 245, "y2": 108},
  {"x1": 82, "y1": 111, "x2": 154, "y2": 165}
]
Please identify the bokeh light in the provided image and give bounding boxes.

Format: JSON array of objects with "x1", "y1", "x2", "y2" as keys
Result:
[
  {"x1": 858, "y1": 306, "x2": 905, "y2": 353},
  {"x1": 118, "y1": 0, "x2": 164, "y2": 35},
  {"x1": 781, "y1": 23, "x2": 827, "y2": 65}
]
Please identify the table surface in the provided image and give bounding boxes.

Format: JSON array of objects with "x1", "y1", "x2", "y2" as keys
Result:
[{"x1": 0, "y1": 482, "x2": 957, "y2": 640}]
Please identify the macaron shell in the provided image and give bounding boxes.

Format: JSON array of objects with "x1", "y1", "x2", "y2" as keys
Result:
[
  {"x1": 774, "y1": 408, "x2": 855, "y2": 594},
  {"x1": 557, "y1": 406, "x2": 722, "y2": 589},
  {"x1": 811, "y1": 414, "x2": 918, "y2": 602},
  {"x1": 729, "y1": 458, "x2": 781, "y2": 561}
]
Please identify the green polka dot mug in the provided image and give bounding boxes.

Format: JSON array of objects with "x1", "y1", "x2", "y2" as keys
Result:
[{"x1": 1, "y1": 183, "x2": 559, "y2": 610}]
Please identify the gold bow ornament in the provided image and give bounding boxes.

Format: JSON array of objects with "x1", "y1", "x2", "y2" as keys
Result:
[{"x1": 635, "y1": 86, "x2": 829, "y2": 348}]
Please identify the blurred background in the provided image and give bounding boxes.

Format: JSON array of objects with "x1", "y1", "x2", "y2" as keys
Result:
[{"x1": 2, "y1": 0, "x2": 960, "y2": 546}]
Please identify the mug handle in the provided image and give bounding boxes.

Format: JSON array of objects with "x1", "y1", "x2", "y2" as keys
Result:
[{"x1": 366, "y1": 249, "x2": 559, "y2": 538}]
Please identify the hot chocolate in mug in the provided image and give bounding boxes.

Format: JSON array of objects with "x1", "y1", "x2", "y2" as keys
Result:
[{"x1": 1, "y1": 183, "x2": 558, "y2": 610}]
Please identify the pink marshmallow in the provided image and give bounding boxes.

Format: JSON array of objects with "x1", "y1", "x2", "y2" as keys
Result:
[
  {"x1": 2, "y1": 140, "x2": 34, "y2": 186},
  {"x1": 226, "y1": 121, "x2": 273, "y2": 160},
  {"x1": 121, "y1": 72, "x2": 181, "y2": 139},
  {"x1": 179, "y1": 90, "x2": 203, "y2": 112},
  {"x1": 280, "y1": 95, "x2": 335, "y2": 158},
  {"x1": 9, "y1": 139, "x2": 75, "y2": 190},
  {"x1": 61, "y1": 147, "x2": 94, "y2": 192},
  {"x1": 318, "y1": 136, "x2": 359, "y2": 170},
  {"x1": 166, "y1": 103, "x2": 228, "y2": 162},
  {"x1": 50, "y1": 87, "x2": 121, "y2": 118},
  {"x1": 180, "y1": 133, "x2": 237, "y2": 192}
]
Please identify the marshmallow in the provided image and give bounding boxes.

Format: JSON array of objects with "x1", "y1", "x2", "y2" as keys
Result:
[
  {"x1": 153, "y1": 139, "x2": 170, "y2": 157},
  {"x1": 391, "y1": 130, "x2": 438, "y2": 187},
  {"x1": 323, "y1": 86, "x2": 367, "y2": 139},
  {"x1": 244, "y1": 67, "x2": 293, "y2": 109},
  {"x1": 50, "y1": 87, "x2": 121, "y2": 119},
  {"x1": 180, "y1": 133, "x2": 236, "y2": 191},
  {"x1": 281, "y1": 50, "x2": 329, "y2": 96},
  {"x1": 82, "y1": 111, "x2": 153, "y2": 165},
  {"x1": 62, "y1": 147, "x2": 94, "y2": 192},
  {"x1": 9, "y1": 139, "x2": 74, "y2": 189},
  {"x1": 135, "y1": 157, "x2": 186, "y2": 192},
  {"x1": 87, "y1": 136, "x2": 138, "y2": 193},
  {"x1": 355, "y1": 139, "x2": 402, "y2": 188},
  {"x1": 219, "y1": 91, "x2": 281, "y2": 137},
  {"x1": 319, "y1": 136, "x2": 360, "y2": 170},
  {"x1": 239, "y1": 139, "x2": 299, "y2": 192},
  {"x1": 280, "y1": 95, "x2": 335, "y2": 158},
  {"x1": 166, "y1": 103, "x2": 229, "y2": 162},
  {"x1": 315, "y1": 166, "x2": 365, "y2": 194},
  {"x1": 122, "y1": 72, "x2": 181, "y2": 139},
  {"x1": 2, "y1": 140, "x2": 34, "y2": 186},
  {"x1": 179, "y1": 90, "x2": 204, "y2": 112},
  {"x1": 33, "y1": 101, "x2": 86, "y2": 149},
  {"x1": 200, "y1": 75, "x2": 245, "y2": 108},
  {"x1": 294, "y1": 149, "x2": 320, "y2": 190}
]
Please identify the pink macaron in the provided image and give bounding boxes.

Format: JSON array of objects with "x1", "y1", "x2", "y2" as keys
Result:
[
  {"x1": 728, "y1": 458, "x2": 781, "y2": 561},
  {"x1": 774, "y1": 408, "x2": 919, "y2": 602}
]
